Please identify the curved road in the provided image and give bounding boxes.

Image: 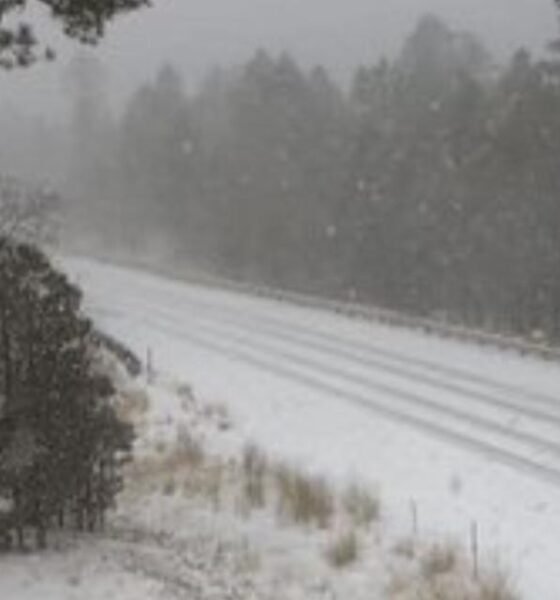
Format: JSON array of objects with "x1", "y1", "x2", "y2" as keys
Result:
[{"x1": 66, "y1": 258, "x2": 560, "y2": 488}]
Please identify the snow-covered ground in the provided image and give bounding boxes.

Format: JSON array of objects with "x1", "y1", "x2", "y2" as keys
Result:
[
  {"x1": 0, "y1": 361, "x2": 500, "y2": 600},
  {"x1": 54, "y1": 257, "x2": 560, "y2": 599}
]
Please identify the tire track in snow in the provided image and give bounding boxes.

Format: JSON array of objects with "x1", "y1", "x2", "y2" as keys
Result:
[
  {"x1": 76, "y1": 264, "x2": 560, "y2": 487},
  {"x1": 121, "y1": 304, "x2": 560, "y2": 487},
  {"x1": 145, "y1": 297, "x2": 560, "y2": 428}
]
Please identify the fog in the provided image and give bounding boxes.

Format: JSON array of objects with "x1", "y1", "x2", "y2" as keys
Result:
[
  {"x1": 1, "y1": 0, "x2": 560, "y2": 345},
  {"x1": 2, "y1": 4, "x2": 560, "y2": 596},
  {"x1": 0, "y1": 0, "x2": 557, "y2": 118}
]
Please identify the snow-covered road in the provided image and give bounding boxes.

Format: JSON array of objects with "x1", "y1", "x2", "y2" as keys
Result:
[{"x1": 65, "y1": 257, "x2": 560, "y2": 600}]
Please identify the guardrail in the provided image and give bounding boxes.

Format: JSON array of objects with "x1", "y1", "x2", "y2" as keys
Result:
[
  {"x1": 71, "y1": 251, "x2": 560, "y2": 364},
  {"x1": 193, "y1": 273, "x2": 560, "y2": 363}
]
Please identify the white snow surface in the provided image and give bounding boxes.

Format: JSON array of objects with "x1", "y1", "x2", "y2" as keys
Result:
[{"x1": 56, "y1": 257, "x2": 560, "y2": 600}]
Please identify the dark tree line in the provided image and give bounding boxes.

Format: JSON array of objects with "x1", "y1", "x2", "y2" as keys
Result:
[
  {"x1": 0, "y1": 186, "x2": 133, "y2": 549},
  {"x1": 18, "y1": 13, "x2": 560, "y2": 344}
]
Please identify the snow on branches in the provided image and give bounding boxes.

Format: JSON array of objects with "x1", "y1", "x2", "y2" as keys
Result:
[{"x1": 0, "y1": 175, "x2": 59, "y2": 247}]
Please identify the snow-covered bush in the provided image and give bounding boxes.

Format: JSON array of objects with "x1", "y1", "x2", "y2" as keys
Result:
[{"x1": 0, "y1": 176, "x2": 59, "y2": 246}]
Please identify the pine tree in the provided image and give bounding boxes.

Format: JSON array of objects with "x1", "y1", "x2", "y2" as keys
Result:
[{"x1": 0, "y1": 237, "x2": 133, "y2": 549}]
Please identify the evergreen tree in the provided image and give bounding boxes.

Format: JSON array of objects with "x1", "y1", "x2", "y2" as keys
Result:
[
  {"x1": 0, "y1": 237, "x2": 133, "y2": 549},
  {"x1": 119, "y1": 64, "x2": 193, "y2": 256}
]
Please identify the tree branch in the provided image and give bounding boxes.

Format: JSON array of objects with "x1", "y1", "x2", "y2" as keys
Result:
[{"x1": 0, "y1": 0, "x2": 150, "y2": 68}]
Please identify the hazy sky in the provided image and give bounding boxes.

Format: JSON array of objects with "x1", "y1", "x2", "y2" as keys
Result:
[{"x1": 1, "y1": 0, "x2": 557, "y2": 118}]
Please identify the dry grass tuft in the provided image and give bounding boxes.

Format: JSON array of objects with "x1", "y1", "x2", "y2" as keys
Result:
[
  {"x1": 423, "y1": 576, "x2": 471, "y2": 599},
  {"x1": 175, "y1": 423, "x2": 205, "y2": 467},
  {"x1": 393, "y1": 537, "x2": 416, "y2": 560},
  {"x1": 176, "y1": 383, "x2": 194, "y2": 401},
  {"x1": 127, "y1": 426, "x2": 206, "y2": 493},
  {"x1": 478, "y1": 571, "x2": 519, "y2": 600},
  {"x1": 387, "y1": 543, "x2": 518, "y2": 600},
  {"x1": 175, "y1": 382, "x2": 195, "y2": 413},
  {"x1": 386, "y1": 572, "x2": 410, "y2": 597},
  {"x1": 343, "y1": 483, "x2": 380, "y2": 527},
  {"x1": 325, "y1": 530, "x2": 359, "y2": 568},
  {"x1": 420, "y1": 542, "x2": 458, "y2": 579},
  {"x1": 162, "y1": 476, "x2": 177, "y2": 496},
  {"x1": 241, "y1": 444, "x2": 268, "y2": 510},
  {"x1": 387, "y1": 569, "x2": 466, "y2": 600},
  {"x1": 274, "y1": 464, "x2": 334, "y2": 529},
  {"x1": 182, "y1": 461, "x2": 226, "y2": 509},
  {"x1": 204, "y1": 402, "x2": 232, "y2": 431},
  {"x1": 155, "y1": 440, "x2": 168, "y2": 454}
]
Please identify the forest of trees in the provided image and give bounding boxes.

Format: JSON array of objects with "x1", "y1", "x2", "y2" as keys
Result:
[{"x1": 4, "y1": 13, "x2": 560, "y2": 344}]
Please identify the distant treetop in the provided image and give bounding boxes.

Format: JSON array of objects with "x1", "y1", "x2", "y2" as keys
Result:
[{"x1": 0, "y1": 0, "x2": 150, "y2": 69}]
